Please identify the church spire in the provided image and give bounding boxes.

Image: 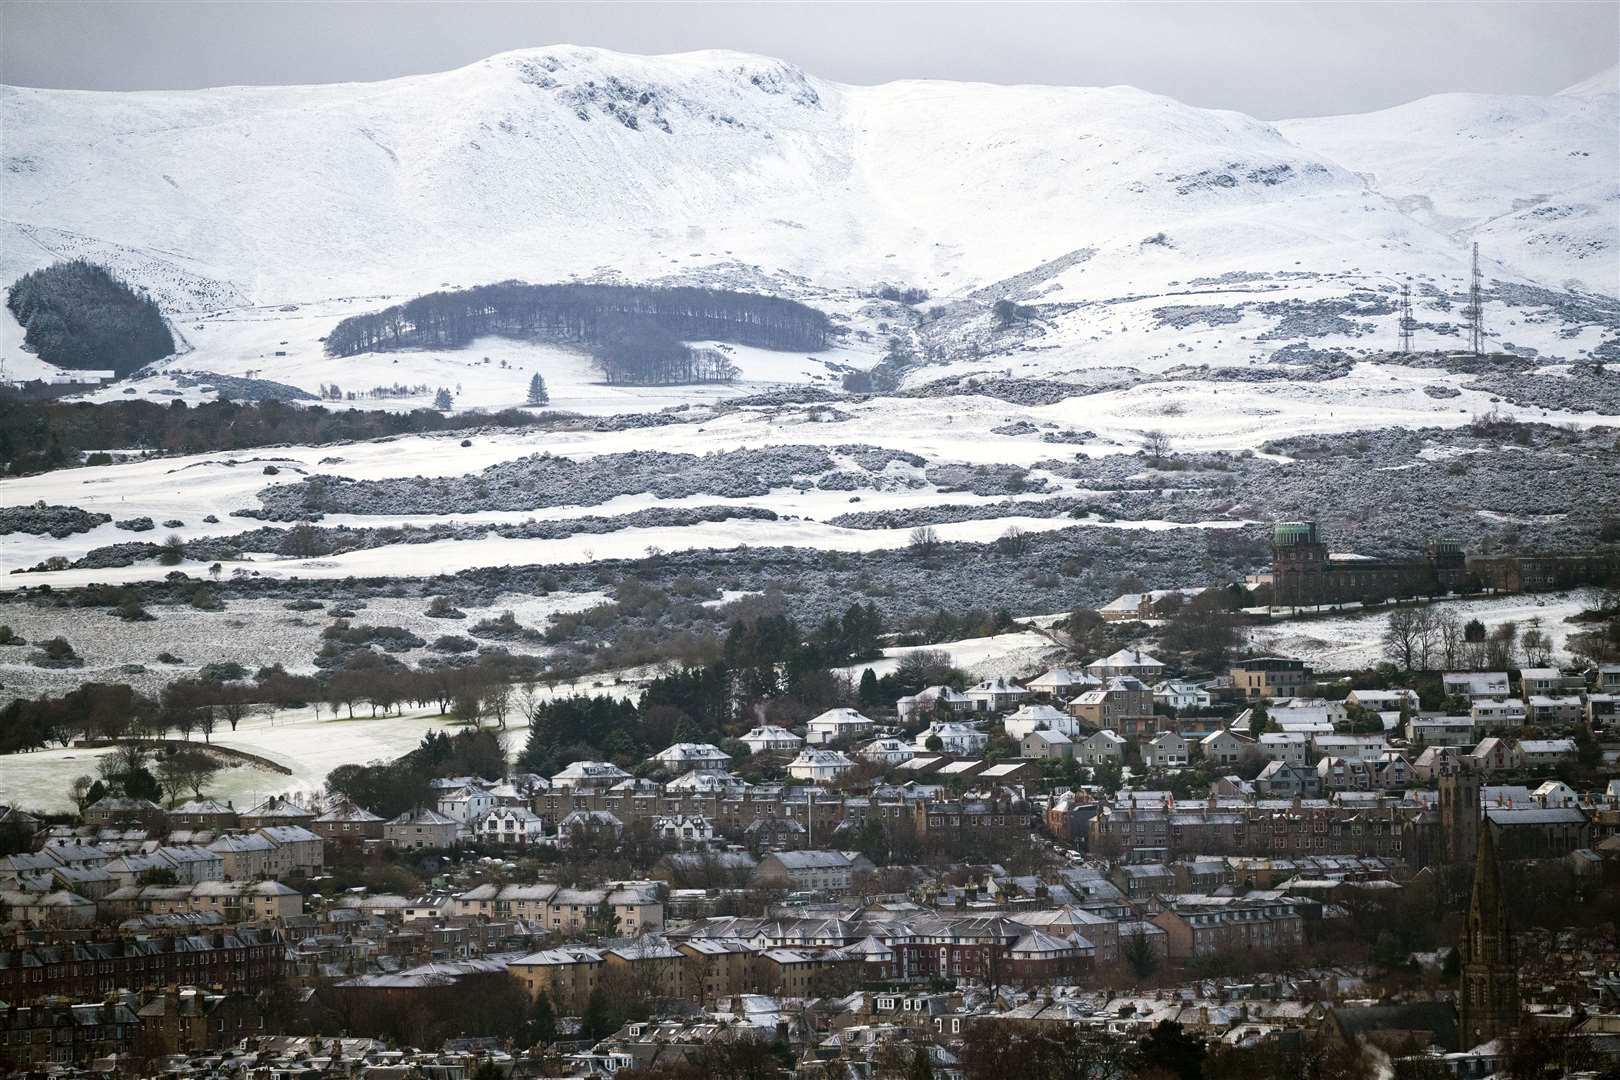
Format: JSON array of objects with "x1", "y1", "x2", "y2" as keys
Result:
[{"x1": 1459, "y1": 820, "x2": 1518, "y2": 1048}]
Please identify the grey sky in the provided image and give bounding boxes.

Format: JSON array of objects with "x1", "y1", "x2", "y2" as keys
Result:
[{"x1": 2, "y1": 1, "x2": 1614, "y2": 119}]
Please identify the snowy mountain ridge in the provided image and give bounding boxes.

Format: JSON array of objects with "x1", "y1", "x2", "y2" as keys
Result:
[{"x1": 3, "y1": 46, "x2": 1614, "y2": 314}]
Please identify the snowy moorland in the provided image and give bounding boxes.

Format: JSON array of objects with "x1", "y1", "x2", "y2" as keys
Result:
[{"x1": 0, "y1": 50, "x2": 1617, "y2": 799}]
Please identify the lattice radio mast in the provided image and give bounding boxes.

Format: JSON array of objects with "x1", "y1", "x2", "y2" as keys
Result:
[
  {"x1": 1463, "y1": 242, "x2": 1486, "y2": 357},
  {"x1": 1399, "y1": 281, "x2": 1415, "y2": 354}
]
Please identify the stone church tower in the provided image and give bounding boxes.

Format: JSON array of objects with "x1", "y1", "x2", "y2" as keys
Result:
[
  {"x1": 1458, "y1": 822, "x2": 1519, "y2": 1048},
  {"x1": 1438, "y1": 768, "x2": 1480, "y2": 865}
]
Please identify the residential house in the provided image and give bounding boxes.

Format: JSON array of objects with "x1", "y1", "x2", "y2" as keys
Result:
[
  {"x1": 1002, "y1": 704, "x2": 1080, "y2": 741},
  {"x1": 312, "y1": 801, "x2": 385, "y2": 844},
  {"x1": 1231, "y1": 657, "x2": 1313, "y2": 700},
  {"x1": 754, "y1": 851, "x2": 868, "y2": 894},
  {"x1": 897, "y1": 686, "x2": 974, "y2": 722},
  {"x1": 1258, "y1": 732, "x2": 1310, "y2": 766},
  {"x1": 806, "y1": 709, "x2": 877, "y2": 746},
  {"x1": 1525, "y1": 696, "x2": 1584, "y2": 725},
  {"x1": 1024, "y1": 667, "x2": 1100, "y2": 701},
  {"x1": 475, "y1": 807, "x2": 547, "y2": 846},
  {"x1": 384, "y1": 808, "x2": 460, "y2": 850},
  {"x1": 1520, "y1": 667, "x2": 1586, "y2": 700},
  {"x1": 1443, "y1": 672, "x2": 1511, "y2": 700},
  {"x1": 964, "y1": 677, "x2": 1030, "y2": 713},
  {"x1": 551, "y1": 761, "x2": 632, "y2": 792},
  {"x1": 207, "y1": 833, "x2": 279, "y2": 881},
  {"x1": 739, "y1": 725, "x2": 803, "y2": 755},
  {"x1": 651, "y1": 815, "x2": 715, "y2": 846},
  {"x1": 1518, "y1": 738, "x2": 1577, "y2": 767},
  {"x1": 1472, "y1": 699, "x2": 1527, "y2": 732},
  {"x1": 1346, "y1": 688, "x2": 1419, "y2": 713},
  {"x1": 1256, "y1": 761, "x2": 1322, "y2": 798},
  {"x1": 1407, "y1": 716, "x2": 1476, "y2": 748},
  {"x1": 238, "y1": 796, "x2": 317, "y2": 830},
  {"x1": 1468, "y1": 737, "x2": 1519, "y2": 774},
  {"x1": 914, "y1": 721, "x2": 988, "y2": 755},
  {"x1": 1312, "y1": 734, "x2": 1387, "y2": 761},
  {"x1": 858, "y1": 738, "x2": 916, "y2": 768},
  {"x1": 168, "y1": 799, "x2": 240, "y2": 831},
  {"x1": 1086, "y1": 649, "x2": 1165, "y2": 680},
  {"x1": 787, "y1": 749, "x2": 858, "y2": 784},
  {"x1": 1154, "y1": 681, "x2": 1213, "y2": 711},
  {"x1": 1021, "y1": 729, "x2": 1073, "y2": 760},
  {"x1": 1078, "y1": 730, "x2": 1126, "y2": 767},
  {"x1": 650, "y1": 743, "x2": 734, "y2": 774},
  {"x1": 557, "y1": 810, "x2": 625, "y2": 850},
  {"x1": 256, "y1": 826, "x2": 324, "y2": 875},
  {"x1": 1143, "y1": 732, "x2": 1191, "y2": 770},
  {"x1": 1199, "y1": 729, "x2": 1255, "y2": 768}
]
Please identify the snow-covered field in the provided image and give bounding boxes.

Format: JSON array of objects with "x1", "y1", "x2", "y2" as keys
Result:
[
  {"x1": 1243, "y1": 589, "x2": 1603, "y2": 671},
  {"x1": 833, "y1": 628, "x2": 1064, "y2": 682},
  {"x1": 1, "y1": 620, "x2": 1061, "y2": 812}
]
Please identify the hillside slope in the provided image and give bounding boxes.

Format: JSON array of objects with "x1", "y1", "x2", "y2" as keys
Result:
[{"x1": 3, "y1": 47, "x2": 1614, "y2": 311}]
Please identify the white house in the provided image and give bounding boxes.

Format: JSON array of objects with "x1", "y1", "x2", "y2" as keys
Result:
[
  {"x1": 857, "y1": 738, "x2": 917, "y2": 767},
  {"x1": 1472, "y1": 699, "x2": 1527, "y2": 731},
  {"x1": 1531, "y1": 781, "x2": 1579, "y2": 808},
  {"x1": 805, "y1": 709, "x2": 876, "y2": 746},
  {"x1": 665, "y1": 770, "x2": 751, "y2": 796},
  {"x1": 964, "y1": 677, "x2": 1030, "y2": 713},
  {"x1": 437, "y1": 785, "x2": 498, "y2": 835},
  {"x1": 1024, "y1": 667, "x2": 1101, "y2": 701},
  {"x1": 1078, "y1": 730, "x2": 1126, "y2": 766},
  {"x1": 787, "y1": 749, "x2": 857, "y2": 783},
  {"x1": 1258, "y1": 732, "x2": 1310, "y2": 766},
  {"x1": 740, "y1": 724, "x2": 803, "y2": 755},
  {"x1": 1085, "y1": 649, "x2": 1165, "y2": 680},
  {"x1": 1152, "y1": 681, "x2": 1212, "y2": 711},
  {"x1": 651, "y1": 815, "x2": 716, "y2": 846},
  {"x1": 1312, "y1": 734, "x2": 1387, "y2": 762},
  {"x1": 1346, "y1": 688, "x2": 1419, "y2": 713},
  {"x1": 1142, "y1": 732, "x2": 1190, "y2": 770},
  {"x1": 896, "y1": 686, "x2": 974, "y2": 722},
  {"x1": 1407, "y1": 716, "x2": 1476, "y2": 748},
  {"x1": 650, "y1": 742, "x2": 733, "y2": 773},
  {"x1": 1518, "y1": 738, "x2": 1577, "y2": 766},
  {"x1": 1002, "y1": 704, "x2": 1079, "y2": 742},
  {"x1": 914, "y1": 721, "x2": 988, "y2": 755},
  {"x1": 1443, "y1": 672, "x2": 1511, "y2": 700},
  {"x1": 1199, "y1": 729, "x2": 1254, "y2": 768},
  {"x1": 551, "y1": 761, "x2": 632, "y2": 792},
  {"x1": 476, "y1": 807, "x2": 547, "y2": 846}
]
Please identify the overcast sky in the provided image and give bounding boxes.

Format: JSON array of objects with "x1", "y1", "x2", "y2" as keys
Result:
[{"x1": 2, "y1": 1, "x2": 1615, "y2": 118}]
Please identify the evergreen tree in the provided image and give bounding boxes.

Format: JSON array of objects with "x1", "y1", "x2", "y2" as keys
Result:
[
  {"x1": 433, "y1": 387, "x2": 454, "y2": 411},
  {"x1": 858, "y1": 667, "x2": 881, "y2": 707},
  {"x1": 526, "y1": 372, "x2": 549, "y2": 405},
  {"x1": 526, "y1": 992, "x2": 558, "y2": 1045},
  {"x1": 908, "y1": 1047, "x2": 935, "y2": 1080},
  {"x1": 581, "y1": 988, "x2": 616, "y2": 1042}
]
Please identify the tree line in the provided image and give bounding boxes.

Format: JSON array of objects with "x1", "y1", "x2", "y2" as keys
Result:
[
  {"x1": 6, "y1": 261, "x2": 174, "y2": 376},
  {"x1": 323, "y1": 281, "x2": 829, "y2": 385},
  {"x1": 0, "y1": 395, "x2": 550, "y2": 475}
]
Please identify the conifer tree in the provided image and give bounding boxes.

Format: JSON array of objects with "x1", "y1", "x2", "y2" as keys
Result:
[
  {"x1": 526, "y1": 372, "x2": 549, "y2": 405},
  {"x1": 433, "y1": 387, "x2": 453, "y2": 411}
]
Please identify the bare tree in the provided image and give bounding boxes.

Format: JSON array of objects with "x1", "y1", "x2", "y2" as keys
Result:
[
  {"x1": 1381, "y1": 607, "x2": 1424, "y2": 671},
  {"x1": 908, "y1": 526, "x2": 940, "y2": 554},
  {"x1": 1142, "y1": 429, "x2": 1172, "y2": 465},
  {"x1": 483, "y1": 683, "x2": 512, "y2": 729}
]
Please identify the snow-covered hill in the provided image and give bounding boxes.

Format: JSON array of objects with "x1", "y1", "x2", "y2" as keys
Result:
[{"x1": 3, "y1": 48, "x2": 1614, "y2": 312}]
